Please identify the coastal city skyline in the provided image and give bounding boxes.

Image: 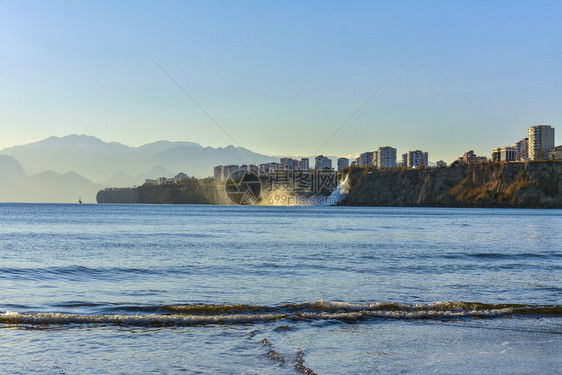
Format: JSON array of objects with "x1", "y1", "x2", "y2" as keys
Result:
[
  {"x1": 209, "y1": 124, "x2": 558, "y2": 183},
  {"x1": 2, "y1": 122, "x2": 558, "y2": 170},
  {"x1": 1, "y1": 1, "x2": 561, "y2": 163}
]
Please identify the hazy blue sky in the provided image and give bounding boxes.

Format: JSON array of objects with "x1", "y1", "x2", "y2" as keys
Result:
[{"x1": 1, "y1": 0, "x2": 560, "y2": 161}]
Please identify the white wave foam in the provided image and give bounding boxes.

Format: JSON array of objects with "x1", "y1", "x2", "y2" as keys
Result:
[
  {"x1": 0, "y1": 311, "x2": 288, "y2": 326},
  {"x1": 5, "y1": 300, "x2": 558, "y2": 327},
  {"x1": 0, "y1": 304, "x2": 516, "y2": 327}
]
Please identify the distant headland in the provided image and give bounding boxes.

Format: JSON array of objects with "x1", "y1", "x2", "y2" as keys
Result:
[{"x1": 97, "y1": 161, "x2": 562, "y2": 208}]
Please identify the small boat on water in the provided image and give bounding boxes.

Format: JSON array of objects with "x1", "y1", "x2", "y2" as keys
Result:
[{"x1": 78, "y1": 197, "x2": 82, "y2": 204}]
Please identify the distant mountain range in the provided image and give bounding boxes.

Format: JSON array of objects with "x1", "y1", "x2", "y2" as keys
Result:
[
  {"x1": 0, "y1": 154, "x2": 100, "y2": 203},
  {"x1": 0, "y1": 134, "x2": 278, "y2": 203}
]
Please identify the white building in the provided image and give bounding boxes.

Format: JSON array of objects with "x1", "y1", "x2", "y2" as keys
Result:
[
  {"x1": 337, "y1": 158, "x2": 349, "y2": 171},
  {"x1": 405, "y1": 150, "x2": 428, "y2": 168},
  {"x1": 357, "y1": 151, "x2": 376, "y2": 167},
  {"x1": 492, "y1": 146, "x2": 516, "y2": 162},
  {"x1": 377, "y1": 147, "x2": 397, "y2": 168},
  {"x1": 315, "y1": 155, "x2": 332, "y2": 170},
  {"x1": 528, "y1": 125, "x2": 555, "y2": 160},
  {"x1": 280, "y1": 158, "x2": 310, "y2": 170}
]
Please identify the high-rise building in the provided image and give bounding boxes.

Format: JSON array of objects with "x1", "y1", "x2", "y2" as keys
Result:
[
  {"x1": 377, "y1": 146, "x2": 397, "y2": 168},
  {"x1": 528, "y1": 125, "x2": 555, "y2": 160},
  {"x1": 405, "y1": 150, "x2": 428, "y2": 168},
  {"x1": 337, "y1": 158, "x2": 349, "y2": 171},
  {"x1": 357, "y1": 151, "x2": 375, "y2": 167},
  {"x1": 315, "y1": 155, "x2": 332, "y2": 170},
  {"x1": 280, "y1": 158, "x2": 310, "y2": 170}
]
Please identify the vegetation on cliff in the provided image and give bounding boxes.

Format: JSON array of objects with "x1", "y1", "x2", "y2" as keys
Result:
[
  {"x1": 97, "y1": 162, "x2": 561, "y2": 208},
  {"x1": 342, "y1": 161, "x2": 561, "y2": 208}
]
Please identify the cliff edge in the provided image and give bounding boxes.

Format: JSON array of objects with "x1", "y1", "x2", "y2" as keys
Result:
[{"x1": 342, "y1": 161, "x2": 562, "y2": 208}]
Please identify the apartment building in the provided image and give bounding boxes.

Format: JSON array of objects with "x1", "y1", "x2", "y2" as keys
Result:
[
  {"x1": 357, "y1": 151, "x2": 376, "y2": 167},
  {"x1": 404, "y1": 150, "x2": 428, "y2": 168},
  {"x1": 337, "y1": 158, "x2": 349, "y2": 171},
  {"x1": 377, "y1": 146, "x2": 397, "y2": 168},
  {"x1": 315, "y1": 155, "x2": 332, "y2": 170},
  {"x1": 528, "y1": 125, "x2": 555, "y2": 160}
]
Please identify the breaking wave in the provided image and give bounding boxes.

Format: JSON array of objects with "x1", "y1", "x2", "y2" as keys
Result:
[{"x1": 1, "y1": 301, "x2": 560, "y2": 327}]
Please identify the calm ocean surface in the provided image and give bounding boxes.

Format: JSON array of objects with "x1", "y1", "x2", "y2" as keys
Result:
[{"x1": 1, "y1": 204, "x2": 560, "y2": 374}]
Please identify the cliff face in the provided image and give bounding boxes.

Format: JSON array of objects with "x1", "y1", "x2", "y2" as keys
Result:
[
  {"x1": 97, "y1": 162, "x2": 562, "y2": 208},
  {"x1": 97, "y1": 178, "x2": 223, "y2": 204},
  {"x1": 342, "y1": 161, "x2": 562, "y2": 208}
]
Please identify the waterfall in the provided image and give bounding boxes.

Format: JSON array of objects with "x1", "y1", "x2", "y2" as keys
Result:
[{"x1": 319, "y1": 174, "x2": 350, "y2": 206}]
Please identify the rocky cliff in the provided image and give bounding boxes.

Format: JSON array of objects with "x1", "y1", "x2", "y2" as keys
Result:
[
  {"x1": 97, "y1": 178, "x2": 223, "y2": 204},
  {"x1": 97, "y1": 162, "x2": 561, "y2": 208},
  {"x1": 342, "y1": 161, "x2": 562, "y2": 208}
]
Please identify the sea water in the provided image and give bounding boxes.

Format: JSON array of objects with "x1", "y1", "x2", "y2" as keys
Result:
[{"x1": 0, "y1": 204, "x2": 560, "y2": 374}]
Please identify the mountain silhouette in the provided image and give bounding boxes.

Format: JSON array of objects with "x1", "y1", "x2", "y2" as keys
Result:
[
  {"x1": 0, "y1": 135, "x2": 279, "y2": 202},
  {"x1": 1, "y1": 134, "x2": 277, "y2": 185},
  {"x1": 0, "y1": 155, "x2": 101, "y2": 203},
  {"x1": 26, "y1": 171, "x2": 101, "y2": 203}
]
